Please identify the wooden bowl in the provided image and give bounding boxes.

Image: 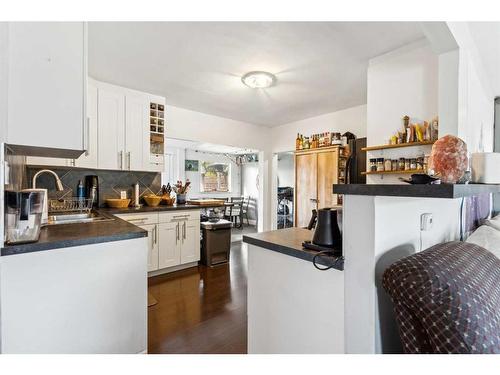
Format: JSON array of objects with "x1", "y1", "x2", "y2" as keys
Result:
[
  {"x1": 106, "y1": 198, "x2": 131, "y2": 208},
  {"x1": 144, "y1": 195, "x2": 162, "y2": 207}
]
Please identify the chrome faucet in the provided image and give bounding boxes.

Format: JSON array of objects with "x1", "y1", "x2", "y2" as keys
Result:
[
  {"x1": 31, "y1": 169, "x2": 64, "y2": 226},
  {"x1": 32, "y1": 169, "x2": 64, "y2": 191}
]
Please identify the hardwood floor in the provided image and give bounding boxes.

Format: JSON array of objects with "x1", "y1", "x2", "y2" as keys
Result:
[{"x1": 147, "y1": 241, "x2": 248, "y2": 354}]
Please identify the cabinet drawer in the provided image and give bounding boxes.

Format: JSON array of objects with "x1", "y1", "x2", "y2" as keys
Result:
[
  {"x1": 115, "y1": 212, "x2": 159, "y2": 225},
  {"x1": 159, "y1": 210, "x2": 200, "y2": 223}
]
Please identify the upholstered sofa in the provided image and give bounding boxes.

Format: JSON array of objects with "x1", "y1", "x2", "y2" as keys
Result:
[{"x1": 383, "y1": 241, "x2": 500, "y2": 354}]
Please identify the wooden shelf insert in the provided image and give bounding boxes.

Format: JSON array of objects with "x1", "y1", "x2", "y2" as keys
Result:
[
  {"x1": 362, "y1": 169, "x2": 423, "y2": 175},
  {"x1": 362, "y1": 141, "x2": 435, "y2": 152}
]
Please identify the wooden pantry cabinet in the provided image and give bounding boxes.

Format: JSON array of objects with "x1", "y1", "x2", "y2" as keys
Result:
[{"x1": 294, "y1": 146, "x2": 346, "y2": 228}]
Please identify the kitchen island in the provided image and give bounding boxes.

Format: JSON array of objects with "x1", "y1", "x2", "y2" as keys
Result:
[
  {"x1": 0, "y1": 203, "x2": 211, "y2": 353},
  {"x1": 243, "y1": 228, "x2": 345, "y2": 354}
]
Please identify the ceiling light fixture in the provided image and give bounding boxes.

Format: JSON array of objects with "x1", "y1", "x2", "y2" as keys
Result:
[{"x1": 241, "y1": 71, "x2": 276, "y2": 89}]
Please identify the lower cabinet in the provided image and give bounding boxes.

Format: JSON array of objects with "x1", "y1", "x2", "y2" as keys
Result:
[
  {"x1": 180, "y1": 221, "x2": 200, "y2": 264},
  {"x1": 116, "y1": 211, "x2": 200, "y2": 275},
  {"x1": 139, "y1": 223, "x2": 159, "y2": 272},
  {"x1": 158, "y1": 222, "x2": 181, "y2": 269},
  {"x1": 158, "y1": 220, "x2": 200, "y2": 268}
]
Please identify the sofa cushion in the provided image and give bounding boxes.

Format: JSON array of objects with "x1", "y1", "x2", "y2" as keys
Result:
[
  {"x1": 466, "y1": 225, "x2": 500, "y2": 259},
  {"x1": 382, "y1": 241, "x2": 500, "y2": 354}
]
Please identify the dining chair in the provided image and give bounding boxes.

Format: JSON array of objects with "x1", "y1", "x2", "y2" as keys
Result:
[
  {"x1": 242, "y1": 196, "x2": 251, "y2": 226},
  {"x1": 230, "y1": 196, "x2": 244, "y2": 229}
]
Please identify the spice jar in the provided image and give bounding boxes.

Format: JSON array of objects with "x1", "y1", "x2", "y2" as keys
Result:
[
  {"x1": 391, "y1": 159, "x2": 398, "y2": 171},
  {"x1": 369, "y1": 159, "x2": 377, "y2": 172},
  {"x1": 410, "y1": 158, "x2": 417, "y2": 170},
  {"x1": 384, "y1": 158, "x2": 392, "y2": 171},
  {"x1": 424, "y1": 155, "x2": 430, "y2": 173},
  {"x1": 404, "y1": 158, "x2": 410, "y2": 171},
  {"x1": 416, "y1": 156, "x2": 424, "y2": 170},
  {"x1": 398, "y1": 158, "x2": 405, "y2": 171},
  {"x1": 376, "y1": 158, "x2": 385, "y2": 172}
]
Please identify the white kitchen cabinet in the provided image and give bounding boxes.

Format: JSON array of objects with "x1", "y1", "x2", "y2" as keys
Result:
[
  {"x1": 75, "y1": 82, "x2": 98, "y2": 168},
  {"x1": 125, "y1": 94, "x2": 149, "y2": 171},
  {"x1": 115, "y1": 209, "x2": 200, "y2": 274},
  {"x1": 97, "y1": 87, "x2": 125, "y2": 170},
  {"x1": 6, "y1": 22, "x2": 87, "y2": 152},
  {"x1": 158, "y1": 222, "x2": 181, "y2": 269},
  {"x1": 139, "y1": 223, "x2": 159, "y2": 272},
  {"x1": 180, "y1": 220, "x2": 201, "y2": 264}
]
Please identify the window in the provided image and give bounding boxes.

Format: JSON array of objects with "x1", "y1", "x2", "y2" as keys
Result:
[{"x1": 200, "y1": 162, "x2": 230, "y2": 192}]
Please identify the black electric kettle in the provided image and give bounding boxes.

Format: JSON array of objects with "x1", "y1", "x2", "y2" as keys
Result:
[{"x1": 303, "y1": 208, "x2": 342, "y2": 252}]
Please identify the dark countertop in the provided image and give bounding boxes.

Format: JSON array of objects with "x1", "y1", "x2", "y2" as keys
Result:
[
  {"x1": 1, "y1": 204, "x2": 211, "y2": 257},
  {"x1": 1, "y1": 212, "x2": 147, "y2": 256},
  {"x1": 243, "y1": 228, "x2": 344, "y2": 271},
  {"x1": 333, "y1": 183, "x2": 500, "y2": 199},
  {"x1": 101, "y1": 204, "x2": 205, "y2": 214}
]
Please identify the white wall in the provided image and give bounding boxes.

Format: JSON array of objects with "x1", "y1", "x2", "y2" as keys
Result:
[
  {"x1": 343, "y1": 195, "x2": 461, "y2": 353},
  {"x1": 270, "y1": 104, "x2": 367, "y2": 153},
  {"x1": 0, "y1": 23, "x2": 8, "y2": 143},
  {"x1": 184, "y1": 149, "x2": 241, "y2": 199},
  {"x1": 277, "y1": 152, "x2": 294, "y2": 188},
  {"x1": 446, "y1": 23, "x2": 495, "y2": 153},
  {"x1": 366, "y1": 39, "x2": 439, "y2": 184},
  {"x1": 165, "y1": 104, "x2": 271, "y2": 152}
]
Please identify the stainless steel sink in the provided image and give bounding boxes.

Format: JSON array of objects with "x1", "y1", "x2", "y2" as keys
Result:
[{"x1": 47, "y1": 211, "x2": 114, "y2": 225}]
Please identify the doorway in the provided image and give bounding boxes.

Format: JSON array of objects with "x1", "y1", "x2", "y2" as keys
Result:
[{"x1": 275, "y1": 151, "x2": 295, "y2": 229}]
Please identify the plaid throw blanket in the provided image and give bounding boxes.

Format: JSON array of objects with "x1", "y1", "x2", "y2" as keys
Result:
[{"x1": 382, "y1": 241, "x2": 500, "y2": 354}]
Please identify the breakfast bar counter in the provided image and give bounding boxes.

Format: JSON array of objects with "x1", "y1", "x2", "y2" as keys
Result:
[
  {"x1": 244, "y1": 227, "x2": 345, "y2": 354},
  {"x1": 243, "y1": 227, "x2": 344, "y2": 270}
]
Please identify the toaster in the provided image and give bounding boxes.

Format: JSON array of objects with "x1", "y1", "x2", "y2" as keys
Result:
[{"x1": 471, "y1": 153, "x2": 500, "y2": 184}]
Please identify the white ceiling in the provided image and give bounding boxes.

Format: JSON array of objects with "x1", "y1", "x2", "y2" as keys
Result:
[{"x1": 89, "y1": 22, "x2": 426, "y2": 127}]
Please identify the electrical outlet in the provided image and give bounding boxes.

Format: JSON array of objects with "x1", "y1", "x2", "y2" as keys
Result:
[{"x1": 420, "y1": 213, "x2": 433, "y2": 231}]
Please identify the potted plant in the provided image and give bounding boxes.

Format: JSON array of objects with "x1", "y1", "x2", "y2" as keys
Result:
[{"x1": 173, "y1": 180, "x2": 191, "y2": 205}]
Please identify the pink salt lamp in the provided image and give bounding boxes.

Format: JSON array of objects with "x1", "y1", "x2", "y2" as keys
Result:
[{"x1": 428, "y1": 135, "x2": 468, "y2": 183}]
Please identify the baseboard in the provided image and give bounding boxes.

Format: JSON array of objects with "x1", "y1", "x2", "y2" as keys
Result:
[{"x1": 148, "y1": 262, "x2": 198, "y2": 277}]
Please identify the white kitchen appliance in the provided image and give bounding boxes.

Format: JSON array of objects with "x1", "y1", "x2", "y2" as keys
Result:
[{"x1": 471, "y1": 152, "x2": 500, "y2": 184}]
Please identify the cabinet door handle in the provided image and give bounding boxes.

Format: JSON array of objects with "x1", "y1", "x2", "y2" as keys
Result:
[
  {"x1": 118, "y1": 151, "x2": 123, "y2": 169},
  {"x1": 310, "y1": 198, "x2": 319, "y2": 203},
  {"x1": 153, "y1": 225, "x2": 157, "y2": 245},
  {"x1": 176, "y1": 222, "x2": 180, "y2": 243},
  {"x1": 183, "y1": 222, "x2": 186, "y2": 240},
  {"x1": 127, "y1": 151, "x2": 131, "y2": 170},
  {"x1": 84, "y1": 117, "x2": 90, "y2": 156},
  {"x1": 127, "y1": 217, "x2": 148, "y2": 223}
]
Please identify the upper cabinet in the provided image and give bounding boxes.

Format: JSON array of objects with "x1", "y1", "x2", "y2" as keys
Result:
[
  {"x1": 75, "y1": 82, "x2": 98, "y2": 168},
  {"x1": 6, "y1": 22, "x2": 87, "y2": 152},
  {"x1": 93, "y1": 79, "x2": 165, "y2": 172},
  {"x1": 96, "y1": 84, "x2": 126, "y2": 170},
  {"x1": 125, "y1": 93, "x2": 150, "y2": 171},
  {"x1": 26, "y1": 76, "x2": 165, "y2": 172}
]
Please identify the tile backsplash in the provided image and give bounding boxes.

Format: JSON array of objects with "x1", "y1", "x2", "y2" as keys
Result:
[{"x1": 25, "y1": 167, "x2": 161, "y2": 207}]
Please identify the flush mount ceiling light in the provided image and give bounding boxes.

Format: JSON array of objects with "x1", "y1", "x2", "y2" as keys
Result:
[{"x1": 241, "y1": 71, "x2": 277, "y2": 89}]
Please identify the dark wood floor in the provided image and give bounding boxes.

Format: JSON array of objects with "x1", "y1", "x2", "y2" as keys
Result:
[{"x1": 147, "y1": 241, "x2": 248, "y2": 354}]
